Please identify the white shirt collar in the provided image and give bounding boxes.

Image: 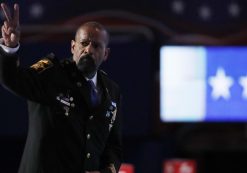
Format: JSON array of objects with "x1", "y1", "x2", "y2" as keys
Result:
[{"x1": 85, "y1": 72, "x2": 97, "y2": 86}]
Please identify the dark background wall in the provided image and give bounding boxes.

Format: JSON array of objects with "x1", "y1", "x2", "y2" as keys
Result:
[{"x1": 1, "y1": 0, "x2": 247, "y2": 173}]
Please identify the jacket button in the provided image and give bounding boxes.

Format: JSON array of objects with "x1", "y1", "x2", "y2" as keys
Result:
[
  {"x1": 87, "y1": 153, "x2": 91, "y2": 158},
  {"x1": 87, "y1": 134, "x2": 91, "y2": 139}
]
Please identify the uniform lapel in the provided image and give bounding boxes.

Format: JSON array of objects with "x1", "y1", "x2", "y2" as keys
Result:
[
  {"x1": 76, "y1": 78, "x2": 93, "y2": 108},
  {"x1": 97, "y1": 71, "x2": 112, "y2": 112},
  {"x1": 64, "y1": 61, "x2": 93, "y2": 108}
]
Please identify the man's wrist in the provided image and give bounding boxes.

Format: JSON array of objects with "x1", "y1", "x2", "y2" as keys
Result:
[{"x1": 0, "y1": 38, "x2": 20, "y2": 54}]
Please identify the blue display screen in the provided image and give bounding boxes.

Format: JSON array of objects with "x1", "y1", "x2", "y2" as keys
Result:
[{"x1": 160, "y1": 46, "x2": 247, "y2": 122}]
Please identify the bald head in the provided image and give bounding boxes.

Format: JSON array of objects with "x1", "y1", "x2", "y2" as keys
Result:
[{"x1": 75, "y1": 21, "x2": 110, "y2": 46}]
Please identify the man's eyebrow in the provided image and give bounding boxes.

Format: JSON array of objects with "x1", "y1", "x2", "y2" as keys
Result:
[{"x1": 79, "y1": 39, "x2": 89, "y2": 42}]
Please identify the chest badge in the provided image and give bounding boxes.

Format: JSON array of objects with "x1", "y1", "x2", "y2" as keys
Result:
[
  {"x1": 56, "y1": 93, "x2": 75, "y2": 116},
  {"x1": 107, "y1": 101, "x2": 117, "y2": 131}
]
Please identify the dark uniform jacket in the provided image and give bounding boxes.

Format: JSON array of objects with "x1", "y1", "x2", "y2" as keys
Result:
[{"x1": 0, "y1": 49, "x2": 122, "y2": 173}]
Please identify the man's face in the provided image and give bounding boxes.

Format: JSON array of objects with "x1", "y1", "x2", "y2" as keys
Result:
[{"x1": 71, "y1": 26, "x2": 109, "y2": 69}]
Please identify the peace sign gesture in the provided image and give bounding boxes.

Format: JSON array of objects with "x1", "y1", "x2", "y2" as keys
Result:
[{"x1": 1, "y1": 3, "x2": 20, "y2": 48}]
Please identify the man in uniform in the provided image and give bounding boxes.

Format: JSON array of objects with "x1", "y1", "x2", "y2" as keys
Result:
[{"x1": 0, "y1": 3, "x2": 122, "y2": 173}]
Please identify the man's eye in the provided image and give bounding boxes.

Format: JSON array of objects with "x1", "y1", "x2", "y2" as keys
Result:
[{"x1": 81, "y1": 42, "x2": 88, "y2": 46}]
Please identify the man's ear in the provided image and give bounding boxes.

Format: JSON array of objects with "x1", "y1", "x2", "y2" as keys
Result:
[
  {"x1": 71, "y1": 40, "x2": 75, "y2": 54},
  {"x1": 103, "y1": 48, "x2": 110, "y2": 61}
]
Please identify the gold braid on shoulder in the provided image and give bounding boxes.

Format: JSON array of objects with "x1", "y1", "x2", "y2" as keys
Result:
[{"x1": 30, "y1": 58, "x2": 53, "y2": 73}]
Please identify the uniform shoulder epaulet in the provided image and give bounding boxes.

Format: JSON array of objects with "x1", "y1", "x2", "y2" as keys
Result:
[
  {"x1": 30, "y1": 53, "x2": 55, "y2": 73},
  {"x1": 100, "y1": 69, "x2": 108, "y2": 76}
]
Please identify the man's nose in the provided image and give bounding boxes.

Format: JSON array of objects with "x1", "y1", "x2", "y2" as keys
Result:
[{"x1": 84, "y1": 43, "x2": 93, "y2": 54}]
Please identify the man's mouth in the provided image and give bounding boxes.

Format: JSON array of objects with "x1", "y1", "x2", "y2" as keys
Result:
[{"x1": 77, "y1": 54, "x2": 97, "y2": 78}]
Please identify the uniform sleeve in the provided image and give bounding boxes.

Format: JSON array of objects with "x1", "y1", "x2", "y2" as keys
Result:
[
  {"x1": 100, "y1": 94, "x2": 123, "y2": 173},
  {"x1": 0, "y1": 48, "x2": 56, "y2": 104}
]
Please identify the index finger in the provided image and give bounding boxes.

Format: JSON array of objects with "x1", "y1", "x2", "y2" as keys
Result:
[
  {"x1": 1, "y1": 3, "x2": 12, "y2": 22},
  {"x1": 13, "y1": 3, "x2": 19, "y2": 25}
]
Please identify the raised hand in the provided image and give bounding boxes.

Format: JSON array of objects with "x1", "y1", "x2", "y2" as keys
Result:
[{"x1": 1, "y1": 3, "x2": 20, "y2": 48}]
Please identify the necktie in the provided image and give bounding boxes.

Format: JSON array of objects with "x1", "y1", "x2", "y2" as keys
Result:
[{"x1": 87, "y1": 80, "x2": 100, "y2": 107}]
